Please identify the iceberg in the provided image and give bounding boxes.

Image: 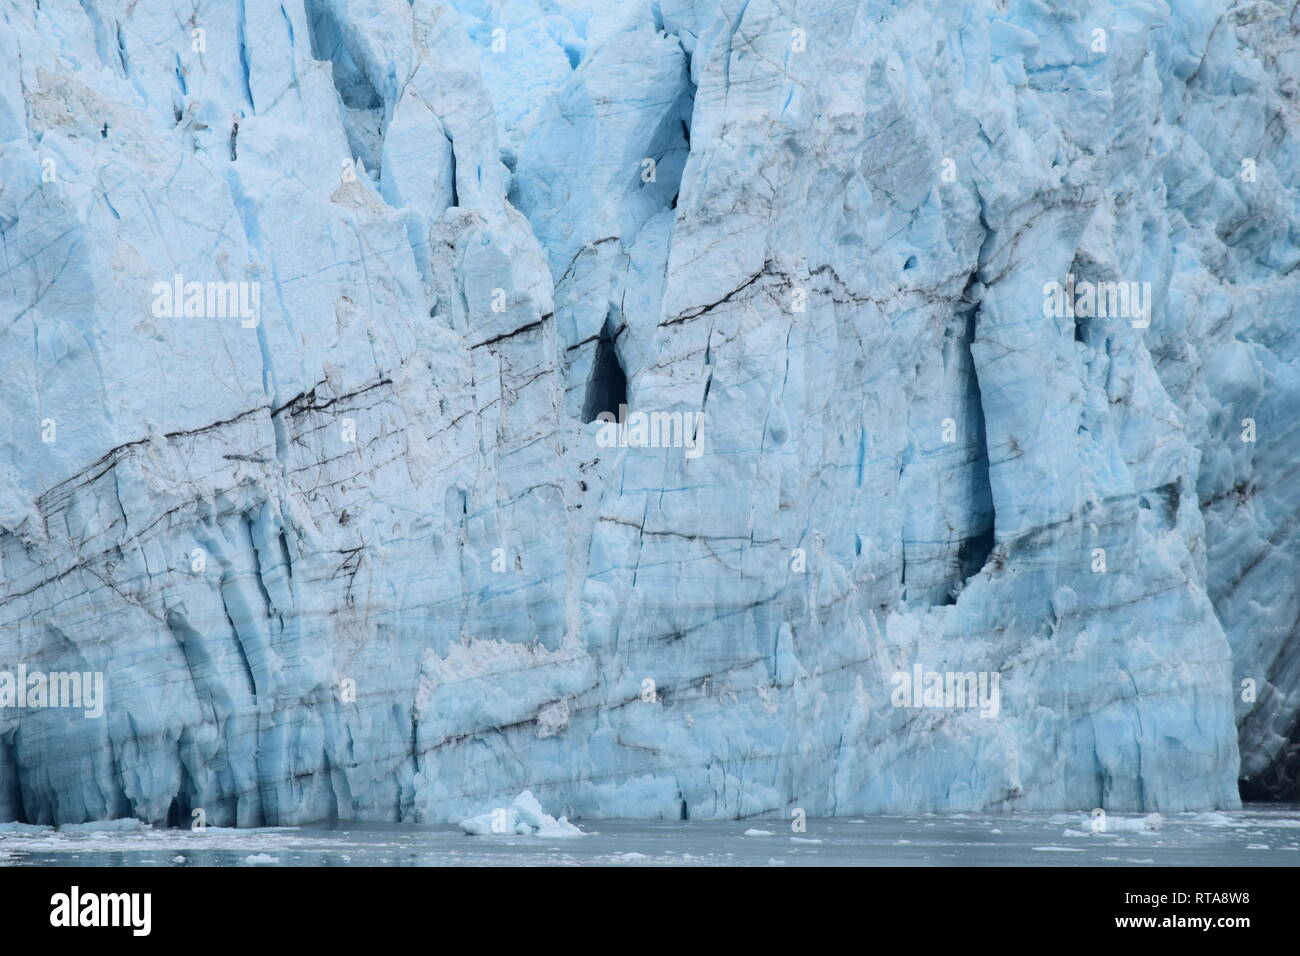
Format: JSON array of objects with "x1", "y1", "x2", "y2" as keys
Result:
[
  {"x1": 459, "y1": 790, "x2": 585, "y2": 838},
  {"x1": 0, "y1": 0, "x2": 1296, "y2": 826}
]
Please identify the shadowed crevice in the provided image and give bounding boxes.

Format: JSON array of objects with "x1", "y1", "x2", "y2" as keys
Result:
[{"x1": 582, "y1": 316, "x2": 628, "y2": 423}]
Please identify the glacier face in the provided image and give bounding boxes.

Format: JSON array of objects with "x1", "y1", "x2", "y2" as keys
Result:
[{"x1": 0, "y1": 0, "x2": 1296, "y2": 825}]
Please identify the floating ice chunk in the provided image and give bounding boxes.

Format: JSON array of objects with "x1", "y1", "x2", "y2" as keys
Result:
[
  {"x1": 1074, "y1": 812, "x2": 1162, "y2": 833},
  {"x1": 244, "y1": 854, "x2": 279, "y2": 864},
  {"x1": 459, "y1": 790, "x2": 585, "y2": 838},
  {"x1": 459, "y1": 808, "x2": 520, "y2": 836},
  {"x1": 743, "y1": 829, "x2": 775, "y2": 837},
  {"x1": 57, "y1": 819, "x2": 149, "y2": 834},
  {"x1": 0, "y1": 822, "x2": 52, "y2": 834}
]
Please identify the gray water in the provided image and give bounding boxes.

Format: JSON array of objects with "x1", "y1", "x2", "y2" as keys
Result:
[{"x1": 4, "y1": 805, "x2": 1298, "y2": 866}]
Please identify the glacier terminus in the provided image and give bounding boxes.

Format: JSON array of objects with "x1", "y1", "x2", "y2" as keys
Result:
[{"x1": 0, "y1": 0, "x2": 1297, "y2": 833}]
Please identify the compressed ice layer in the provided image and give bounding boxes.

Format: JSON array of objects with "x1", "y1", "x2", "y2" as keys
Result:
[{"x1": 0, "y1": 0, "x2": 1297, "y2": 824}]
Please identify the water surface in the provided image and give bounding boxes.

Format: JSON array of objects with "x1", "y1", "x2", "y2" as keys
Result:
[{"x1": 4, "y1": 806, "x2": 1298, "y2": 866}]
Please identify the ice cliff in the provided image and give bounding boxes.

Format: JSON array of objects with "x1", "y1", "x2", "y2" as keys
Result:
[{"x1": 0, "y1": 0, "x2": 1297, "y2": 825}]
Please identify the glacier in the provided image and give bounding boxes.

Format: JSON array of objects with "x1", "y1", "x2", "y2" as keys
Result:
[{"x1": 0, "y1": 0, "x2": 1297, "y2": 826}]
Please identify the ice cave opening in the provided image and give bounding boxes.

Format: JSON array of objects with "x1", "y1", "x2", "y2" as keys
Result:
[{"x1": 581, "y1": 318, "x2": 628, "y2": 423}]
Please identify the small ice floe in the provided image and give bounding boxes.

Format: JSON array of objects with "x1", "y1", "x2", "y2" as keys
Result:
[
  {"x1": 1246, "y1": 844, "x2": 1270, "y2": 850},
  {"x1": 459, "y1": 790, "x2": 586, "y2": 838},
  {"x1": 1184, "y1": 811, "x2": 1240, "y2": 826},
  {"x1": 171, "y1": 855, "x2": 186, "y2": 863},
  {"x1": 1127, "y1": 813, "x2": 1163, "y2": 833},
  {"x1": 57, "y1": 818, "x2": 150, "y2": 834},
  {"x1": 790, "y1": 837, "x2": 823, "y2": 844},
  {"x1": 743, "y1": 828, "x2": 775, "y2": 837},
  {"x1": 613, "y1": 852, "x2": 648, "y2": 862},
  {"x1": 1070, "y1": 810, "x2": 1162, "y2": 834},
  {"x1": 244, "y1": 854, "x2": 279, "y2": 864},
  {"x1": 1032, "y1": 846, "x2": 1086, "y2": 852}
]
